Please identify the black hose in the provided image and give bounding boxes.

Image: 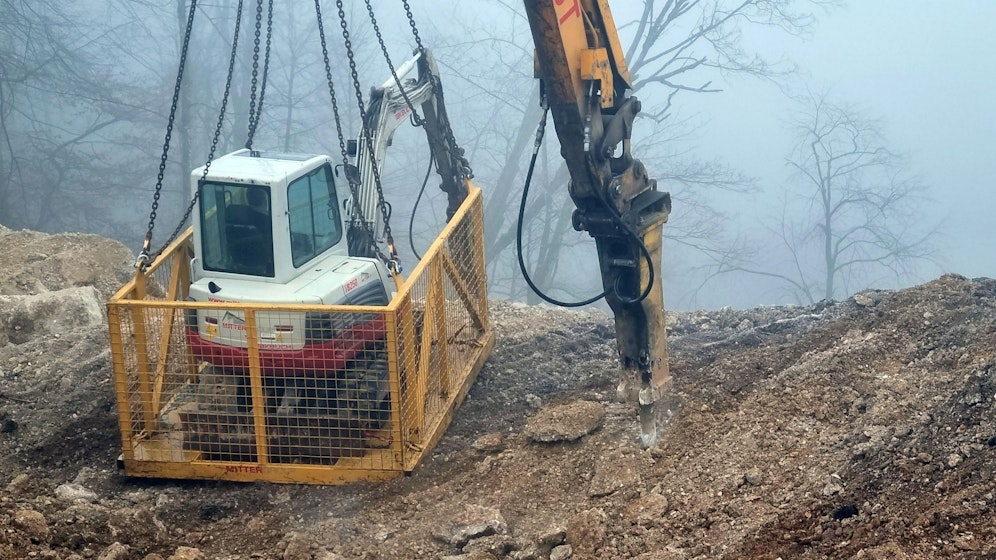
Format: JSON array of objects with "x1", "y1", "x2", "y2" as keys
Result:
[
  {"x1": 516, "y1": 105, "x2": 656, "y2": 307},
  {"x1": 516, "y1": 108, "x2": 607, "y2": 307},
  {"x1": 408, "y1": 153, "x2": 435, "y2": 260}
]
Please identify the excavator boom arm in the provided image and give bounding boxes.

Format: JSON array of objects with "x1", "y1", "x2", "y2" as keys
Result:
[
  {"x1": 523, "y1": 0, "x2": 671, "y2": 447},
  {"x1": 350, "y1": 49, "x2": 468, "y2": 257}
]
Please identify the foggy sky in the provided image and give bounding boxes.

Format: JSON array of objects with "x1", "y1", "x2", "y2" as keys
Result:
[
  {"x1": 392, "y1": 1, "x2": 996, "y2": 309},
  {"x1": 679, "y1": 1, "x2": 996, "y2": 306}
]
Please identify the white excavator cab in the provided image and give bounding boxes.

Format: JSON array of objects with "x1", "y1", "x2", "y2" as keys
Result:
[
  {"x1": 191, "y1": 149, "x2": 351, "y2": 284},
  {"x1": 187, "y1": 149, "x2": 392, "y2": 354}
]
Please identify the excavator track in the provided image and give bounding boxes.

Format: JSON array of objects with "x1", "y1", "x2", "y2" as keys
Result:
[{"x1": 173, "y1": 343, "x2": 391, "y2": 464}]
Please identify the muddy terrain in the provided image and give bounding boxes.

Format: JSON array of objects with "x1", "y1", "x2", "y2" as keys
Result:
[{"x1": 1, "y1": 224, "x2": 993, "y2": 559}]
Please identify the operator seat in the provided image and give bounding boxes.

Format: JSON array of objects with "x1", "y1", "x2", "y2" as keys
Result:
[{"x1": 225, "y1": 198, "x2": 274, "y2": 276}]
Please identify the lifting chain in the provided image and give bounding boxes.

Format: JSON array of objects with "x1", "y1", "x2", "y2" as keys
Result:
[
  {"x1": 334, "y1": 0, "x2": 399, "y2": 273},
  {"x1": 141, "y1": 0, "x2": 462, "y2": 275},
  {"x1": 314, "y1": 0, "x2": 351, "y2": 174},
  {"x1": 315, "y1": 0, "x2": 390, "y2": 269},
  {"x1": 428, "y1": 71, "x2": 474, "y2": 181},
  {"x1": 152, "y1": 0, "x2": 246, "y2": 261},
  {"x1": 396, "y1": 0, "x2": 473, "y2": 181},
  {"x1": 401, "y1": 0, "x2": 425, "y2": 52},
  {"x1": 138, "y1": 0, "x2": 198, "y2": 268},
  {"x1": 199, "y1": 0, "x2": 245, "y2": 189},
  {"x1": 363, "y1": 0, "x2": 423, "y2": 127},
  {"x1": 245, "y1": 0, "x2": 273, "y2": 150}
]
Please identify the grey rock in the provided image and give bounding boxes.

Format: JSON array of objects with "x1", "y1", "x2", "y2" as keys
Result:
[
  {"x1": 524, "y1": 400, "x2": 605, "y2": 443},
  {"x1": 279, "y1": 532, "x2": 314, "y2": 560},
  {"x1": 743, "y1": 467, "x2": 764, "y2": 486},
  {"x1": 823, "y1": 481, "x2": 844, "y2": 496},
  {"x1": 947, "y1": 453, "x2": 964, "y2": 468},
  {"x1": 13, "y1": 508, "x2": 49, "y2": 542},
  {"x1": 537, "y1": 526, "x2": 566, "y2": 549},
  {"x1": 472, "y1": 432, "x2": 505, "y2": 453},
  {"x1": 550, "y1": 544, "x2": 573, "y2": 560},
  {"x1": 432, "y1": 505, "x2": 507, "y2": 547},
  {"x1": 854, "y1": 293, "x2": 876, "y2": 307},
  {"x1": 623, "y1": 493, "x2": 669, "y2": 522},
  {"x1": 5, "y1": 473, "x2": 31, "y2": 494},
  {"x1": 55, "y1": 482, "x2": 99, "y2": 503},
  {"x1": 108, "y1": 506, "x2": 167, "y2": 544},
  {"x1": 97, "y1": 542, "x2": 129, "y2": 560}
]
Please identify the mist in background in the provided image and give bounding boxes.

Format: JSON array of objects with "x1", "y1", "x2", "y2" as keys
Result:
[
  {"x1": 677, "y1": 1, "x2": 996, "y2": 307},
  {"x1": 1, "y1": 1, "x2": 992, "y2": 311}
]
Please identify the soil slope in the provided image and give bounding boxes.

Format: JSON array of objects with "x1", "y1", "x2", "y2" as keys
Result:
[{"x1": 0, "y1": 226, "x2": 993, "y2": 560}]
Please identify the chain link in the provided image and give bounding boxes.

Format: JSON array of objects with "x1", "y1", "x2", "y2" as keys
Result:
[
  {"x1": 158, "y1": 192, "x2": 201, "y2": 259},
  {"x1": 245, "y1": 0, "x2": 262, "y2": 139},
  {"x1": 334, "y1": 0, "x2": 396, "y2": 268},
  {"x1": 259, "y1": 0, "x2": 273, "y2": 133},
  {"x1": 145, "y1": 0, "x2": 453, "y2": 273},
  {"x1": 315, "y1": 0, "x2": 390, "y2": 266},
  {"x1": 152, "y1": 0, "x2": 246, "y2": 259},
  {"x1": 401, "y1": 0, "x2": 425, "y2": 53},
  {"x1": 428, "y1": 71, "x2": 474, "y2": 180},
  {"x1": 199, "y1": 0, "x2": 244, "y2": 186},
  {"x1": 396, "y1": 0, "x2": 472, "y2": 181},
  {"x1": 314, "y1": 0, "x2": 350, "y2": 171},
  {"x1": 245, "y1": 0, "x2": 272, "y2": 149},
  {"x1": 140, "y1": 0, "x2": 198, "y2": 265},
  {"x1": 315, "y1": 0, "x2": 377, "y2": 263}
]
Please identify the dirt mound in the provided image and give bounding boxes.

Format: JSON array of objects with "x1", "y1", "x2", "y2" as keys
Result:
[
  {"x1": 0, "y1": 228, "x2": 993, "y2": 559},
  {"x1": 0, "y1": 225, "x2": 133, "y2": 299},
  {"x1": 0, "y1": 227, "x2": 134, "y2": 487}
]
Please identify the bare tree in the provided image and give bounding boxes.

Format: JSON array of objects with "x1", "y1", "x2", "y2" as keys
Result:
[
  {"x1": 0, "y1": 0, "x2": 158, "y2": 237},
  {"x1": 423, "y1": 0, "x2": 836, "y2": 303},
  {"x1": 699, "y1": 93, "x2": 938, "y2": 304}
]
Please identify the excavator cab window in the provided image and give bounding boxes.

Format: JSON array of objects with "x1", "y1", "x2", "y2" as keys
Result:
[
  {"x1": 288, "y1": 163, "x2": 342, "y2": 268},
  {"x1": 199, "y1": 182, "x2": 275, "y2": 277}
]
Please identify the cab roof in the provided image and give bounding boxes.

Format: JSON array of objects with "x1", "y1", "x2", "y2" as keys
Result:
[{"x1": 192, "y1": 149, "x2": 330, "y2": 186}]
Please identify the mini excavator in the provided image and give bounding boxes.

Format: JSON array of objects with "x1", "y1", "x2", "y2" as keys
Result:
[{"x1": 182, "y1": 49, "x2": 468, "y2": 421}]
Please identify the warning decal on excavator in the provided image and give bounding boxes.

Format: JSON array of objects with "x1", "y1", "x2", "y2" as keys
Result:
[{"x1": 344, "y1": 277, "x2": 359, "y2": 293}]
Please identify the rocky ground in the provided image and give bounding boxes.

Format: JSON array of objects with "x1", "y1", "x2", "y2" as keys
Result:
[{"x1": 0, "y1": 224, "x2": 993, "y2": 559}]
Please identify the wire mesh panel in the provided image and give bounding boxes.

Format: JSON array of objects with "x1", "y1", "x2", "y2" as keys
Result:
[{"x1": 108, "y1": 184, "x2": 493, "y2": 483}]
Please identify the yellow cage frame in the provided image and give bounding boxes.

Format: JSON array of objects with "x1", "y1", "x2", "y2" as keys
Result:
[{"x1": 108, "y1": 183, "x2": 493, "y2": 484}]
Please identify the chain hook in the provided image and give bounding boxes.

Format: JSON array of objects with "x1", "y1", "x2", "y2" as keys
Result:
[{"x1": 135, "y1": 235, "x2": 152, "y2": 270}]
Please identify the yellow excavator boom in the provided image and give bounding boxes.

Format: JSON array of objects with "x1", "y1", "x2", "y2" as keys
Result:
[{"x1": 523, "y1": 0, "x2": 671, "y2": 446}]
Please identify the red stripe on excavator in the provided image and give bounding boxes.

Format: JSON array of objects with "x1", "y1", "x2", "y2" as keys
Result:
[{"x1": 185, "y1": 316, "x2": 387, "y2": 377}]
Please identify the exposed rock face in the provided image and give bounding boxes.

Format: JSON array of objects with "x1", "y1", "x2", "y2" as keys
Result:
[
  {"x1": 0, "y1": 226, "x2": 132, "y2": 299},
  {"x1": 0, "y1": 227, "x2": 133, "y2": 484}
]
